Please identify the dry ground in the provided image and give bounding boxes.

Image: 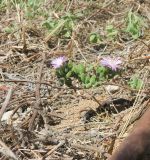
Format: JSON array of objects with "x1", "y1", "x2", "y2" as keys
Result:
[{"x1": 0, "y1": 0, "x2": 150, "y2": 159}]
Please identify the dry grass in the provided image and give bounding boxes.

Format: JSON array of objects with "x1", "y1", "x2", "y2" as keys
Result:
[{"x1": 0, "y1": 0, "x2": 149, "y2": 159}]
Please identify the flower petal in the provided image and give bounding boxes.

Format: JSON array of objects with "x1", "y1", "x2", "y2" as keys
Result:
[
  {"x1": 100, "y1": 57, "x2": 122, "y2": 71},
  {"x1": 51, "y1": 56, "x2": 67, "y2": 68}
]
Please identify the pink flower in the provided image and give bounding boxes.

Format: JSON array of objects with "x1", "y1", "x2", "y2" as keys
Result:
[
  {"x1": 51, "y1": 56, "x2": 67, "y2": 69},
  {"x1": 100, "y1": 57, "x2": 122, "y2": 71}
]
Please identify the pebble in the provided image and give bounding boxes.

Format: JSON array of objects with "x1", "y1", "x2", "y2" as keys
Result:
[{"x1": 105, "y1": 85, "x2": 120, "y2": 93}]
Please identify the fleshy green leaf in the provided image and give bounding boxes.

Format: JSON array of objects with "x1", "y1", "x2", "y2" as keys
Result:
[
  {"x1": 66, "y1": 71, "x2": 72, "y2": 78},
  {"x1": 90, "y1": 75, "x2": 96, "y2": 85},
  {"x1": 85, "y1": 83, "x2": 92, "y2": 88},
  {"x1": 128, "y1": 76, "x2": 143, "y2": 89},
  {"x1": 79, "y1": 73, "x2": 86, "y2": 82},
  {"x1": 85, "y1": 75, "x2": 90, "y2": 84}
]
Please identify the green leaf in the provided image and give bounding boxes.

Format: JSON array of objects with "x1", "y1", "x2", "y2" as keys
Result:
[
  {"x1": 85, "y1": 75, "x2": 90, "y2": 84},
  {"x1": 89, "y1": 33, "x2": 101, "y2": 43},
  {"x1": 79, "y1": 73, "x2": 86, "y2": 82},
  {"x1": 64, "y1": 78, "x2": 72, "y2": 86},
  {"x1": 78, "y1": 64, "x2": 85, "y2": 73},
  {"x1": 93, "y1": 81, "x2": 101, "y2": 87},
  {"x1": 64, "y1": 67, "x2": 69, "y2": 73},
  {"x1": 86, "y1": 64, "x2": 93, "y2": 72},
  {"x1": 89, "y1": 75, "x2": 96, "y2": 85},
  {"x1": 66, "y1": 71, "x2": 72, "y2": 78},
  {"x1": 96, "y1": 66, "x2": 108, "y2": 77},
  {"x1": 106, "y1": 25, "x2": 118, "y2": 39},
  {"x1": 128, "y1": 76, "x2": 143, "y2": 89},
  {"x1": 72, "y1": 65, "x2": 78, "y2": 74},
  {"x1": 85, "y1": 83, "x2": 92, "y2": 88},
  {"x1": 4, "y1": 27, "x2": 14, "y2": 33},
  {"x1": 64, "y1": 31, "x2": 71, "y2": 38},
  {"x1": 72, "y1": 64, "x2": 85, "y2": 74},
  {"x1": 56, "y1": 68, "x2": 61, "y2": 76},
  {"x1": 125, "y1": 11, "x2": 144, "y2": 39}
]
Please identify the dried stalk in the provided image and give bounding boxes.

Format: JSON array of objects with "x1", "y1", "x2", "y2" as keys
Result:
[{"x1": 28, "y1": 53, "x2": 46, "y2": 131}]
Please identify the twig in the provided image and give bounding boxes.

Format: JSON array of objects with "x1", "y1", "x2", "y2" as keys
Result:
[
  {"x1": 0, "y1": 139, "x2": 17, "y2": 160},
  {"x1": 129, "y1": 55, "x2": 150, "y2": 61},
  {"x1": 0, "y1": 87, "x2": 13, "y2": 125},
  {"x1": 119, "y1": 70, "x2": 148, "y2": 137},
  {"x1": 28, "y1": 53, "x2": 46, "y2": 131},
  {"x1": 42, "y1": 140, "x2": 65, "y2": 159},
  {"x1": 0, "y1": 79, "x2": 53, "y2": 86},
  {"x1": 22, "y1": 25, "x2": 27, "y2": 53},
  {"x1": 0, "y1": 79, "x2": 83, "y2": 90},
  {"x1": 71, "y1": 36, "x2": 87, "y2": 61},
  {"x1": 44, "y1": 20, "x2": 66, "y2": 42}
]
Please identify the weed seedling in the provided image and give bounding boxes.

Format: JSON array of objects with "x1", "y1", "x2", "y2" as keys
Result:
[
  {"x1": 128, "y1": 75, "x2": 143, "y2": 89},
  {"x1": 125, "y1": 11, "x2": 144, "y2": 39},
  {"x1": 106, "y1": 24, "x2": 118, "y2": 40},
  {"x1": 43, "y1": 12, "x2": 81, "y2": 39},
  {"x1": 89, "y1": 33, "x2": 102, "y2": 44},
  {"x1": 52, "y1": 56, "x2": 122, "y2": 88}
]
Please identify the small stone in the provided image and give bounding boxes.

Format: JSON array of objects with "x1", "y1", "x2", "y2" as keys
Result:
[
  {"x1": 89, "y1": 129, "x2": 98, "y2": 137},
  {"x1": 1, "y1": 111, "x2": 13, "y2": 121},
  {"x1": 1, "y1": 110, "x2": 18, "y2": 125},
  {"x1": 105, "y1": 85, "x2": 120, "y2": 93}
]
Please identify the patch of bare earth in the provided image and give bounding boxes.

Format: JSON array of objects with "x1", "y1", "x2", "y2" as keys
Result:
[{"x1": 0, "y1": 0, "x2": 150, "y2": 159}]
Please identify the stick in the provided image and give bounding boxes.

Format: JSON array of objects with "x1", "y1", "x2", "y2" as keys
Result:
[
  {"x1": 42, "y1": 141, "x2": 65, "y2": 159},
  {"x1": 0, "y1": 87, "x2": 13, "y2": 125},
  {"x1": 0, "y1": 139, "x2": 17, "y2": 160},
  {"x1": 28, "y1": 53, "x2": 46, "y2": 131}
]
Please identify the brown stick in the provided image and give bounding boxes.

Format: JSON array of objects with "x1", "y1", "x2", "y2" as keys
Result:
[
  {"x1": 108, "y1": 100, "x2": 150, "y2": 160},
  {"x1": 0, "y1": 79, "x2": 83, "y2": 90},
  {"x1": 0, "y1": 139, "x2": 17, "y2": 160},
  {"x1": 0, "y1": 87, "x2": 13, "y2": 125},
  {"x1": 43, "y1": 140, "x2": 65, "y2": 159},
  {"x1": 28, "y1": 53, "x2": 46, "y2": 131}
]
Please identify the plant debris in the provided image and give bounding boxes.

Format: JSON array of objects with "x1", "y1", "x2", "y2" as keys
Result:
[{"x1": 0, "y1": 0, "x2": 149, "y2": 159}]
